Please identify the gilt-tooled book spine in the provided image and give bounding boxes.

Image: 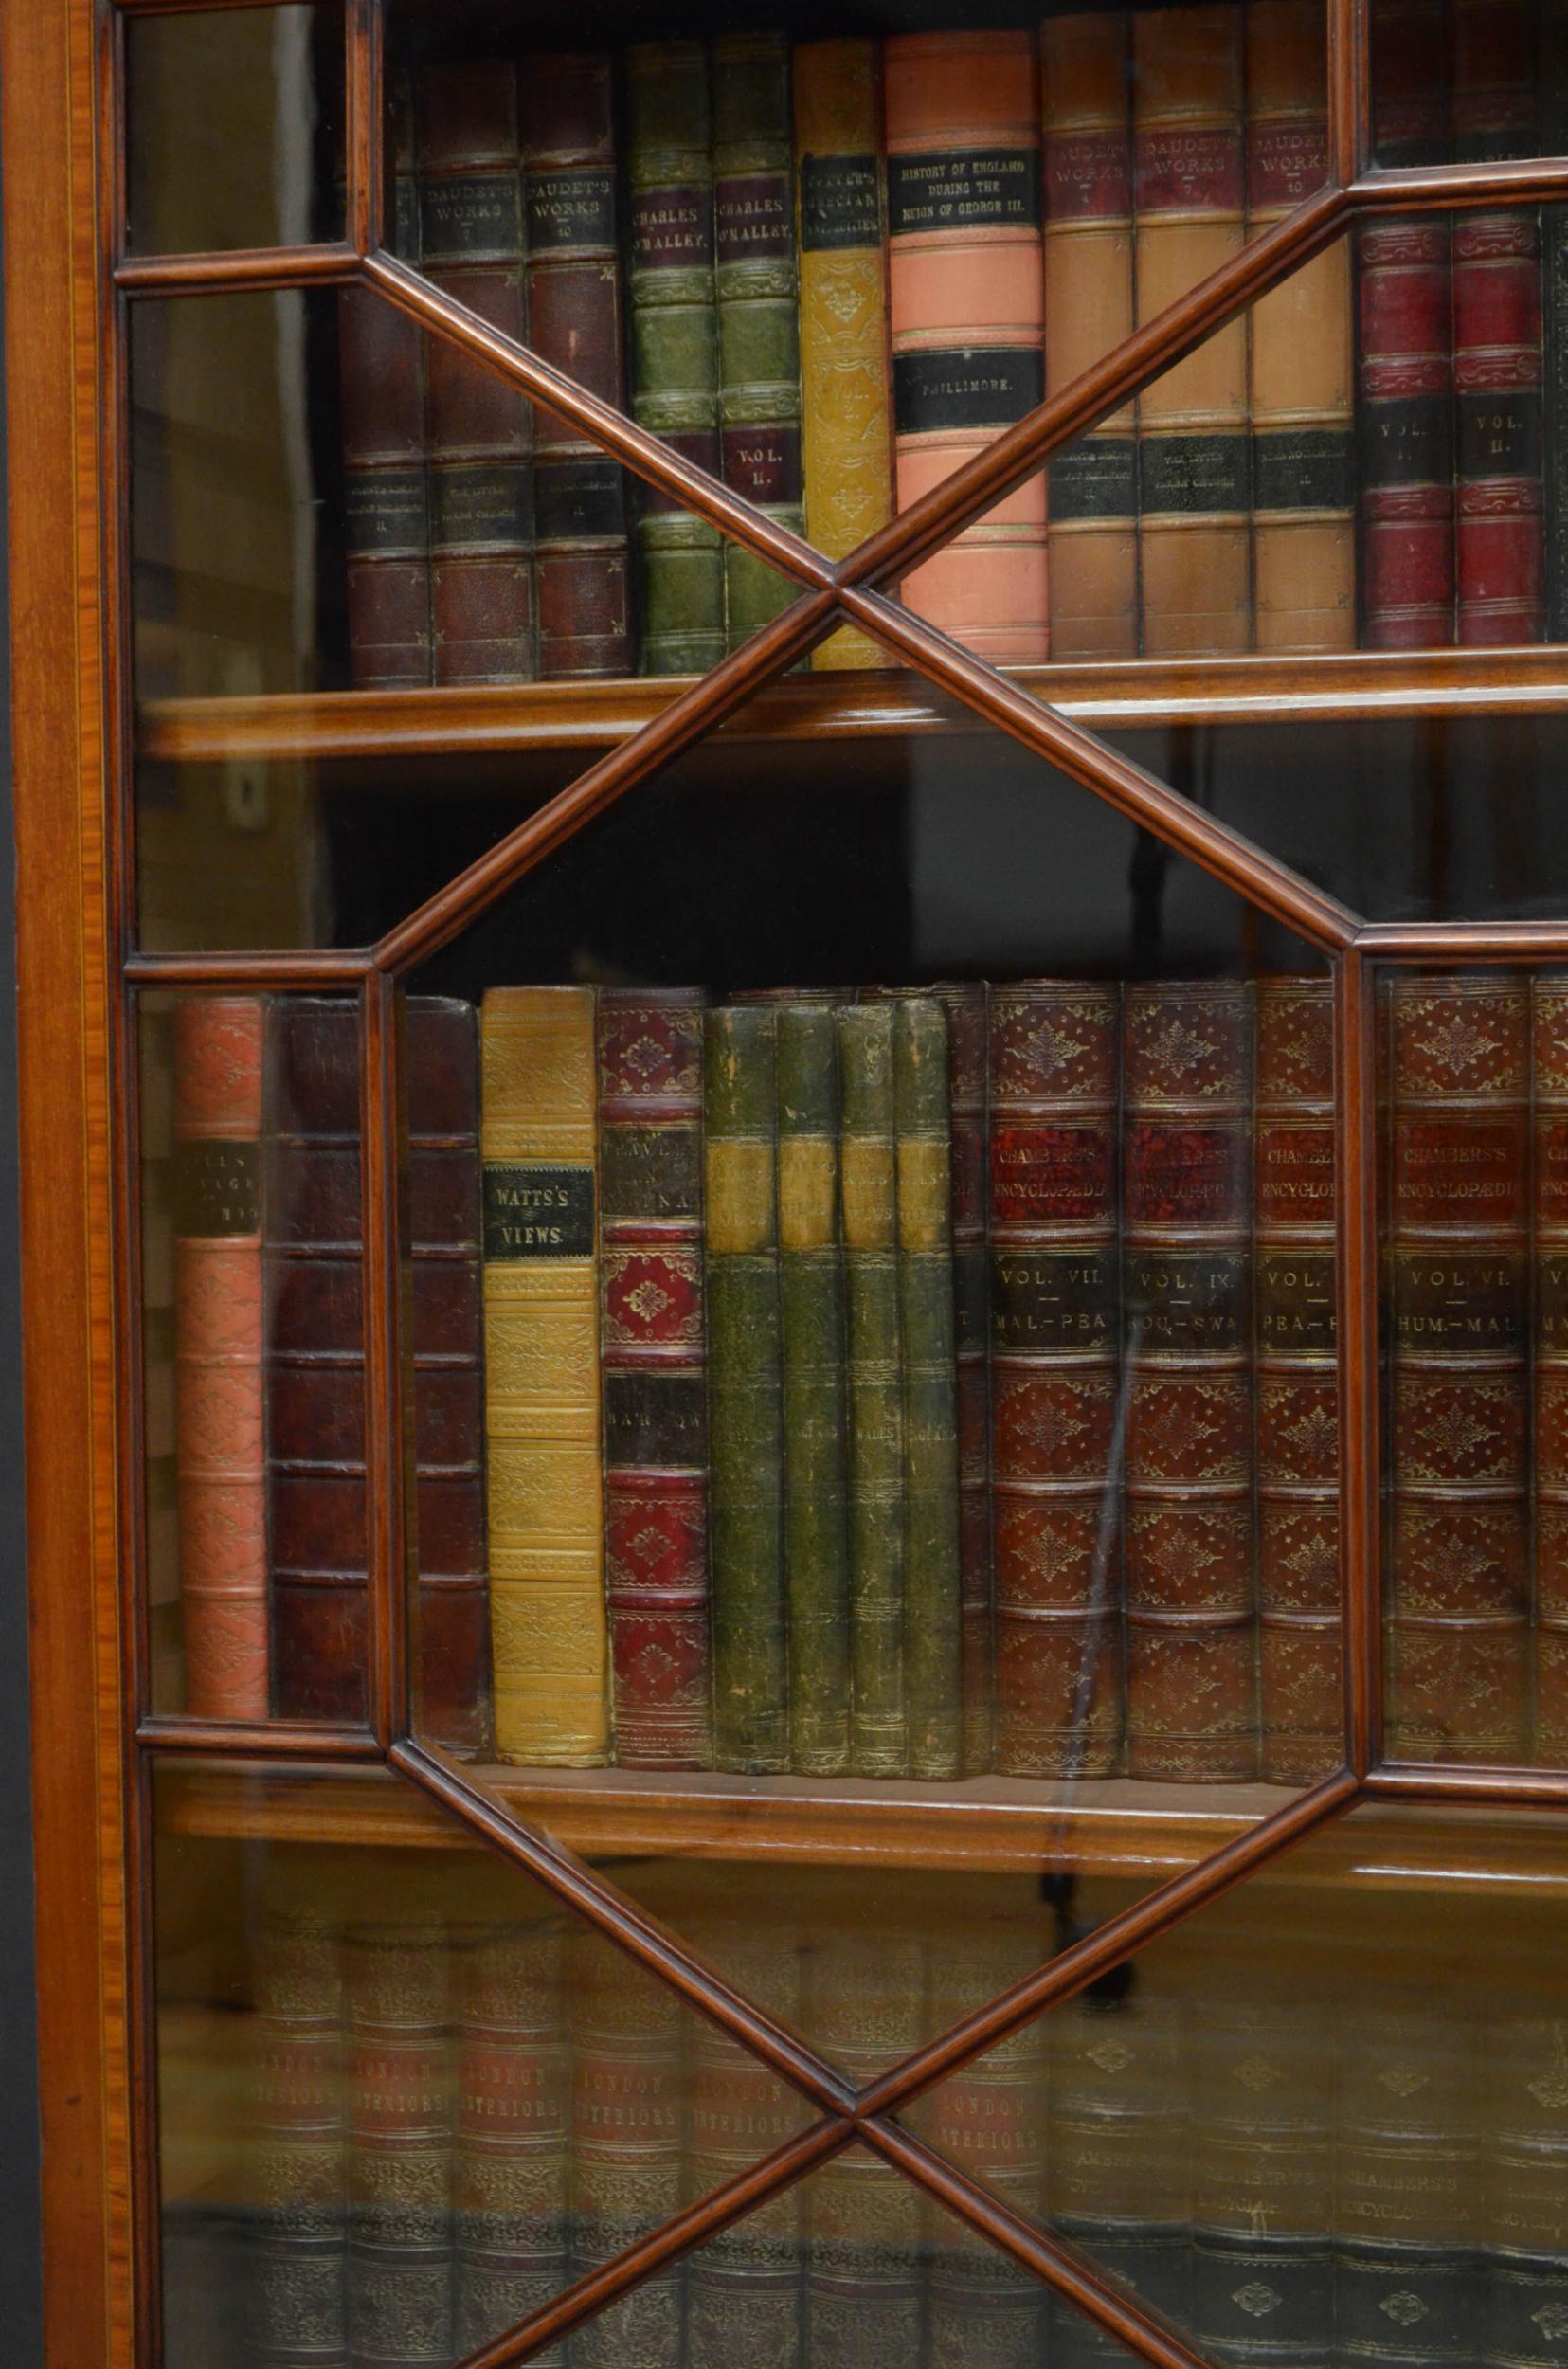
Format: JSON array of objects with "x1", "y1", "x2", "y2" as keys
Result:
[
  {"x1": 340, "y1": 70, "x2": 431, "y2": 689},
  {"x1": 1386, "y1": 975, "x2": 1530, "y2": 1763},
  {"x1": 597, "y1": 988, "x2": 712, "y2": 1772},
  {"x1": 1254, "y1": 979, "x2": 1343, "y2": 1786},
  {"x1": 1536, "y1": 980, "x2": 1568, "y2": 1759},
  {"x1": 794, "y1": 40, "x2": 892, "y2": 673},
  {"x1": 406, "y1": 999, "x2": 492, "y2": 1759},
  {"x1": 345, "y1": 1916, "x2": 455, "y2": 2369},
  {"x1": 265, "y1": 999, "x2": 368, "y2": 1725},
  {"x1": 1247, "y1": 2, "x2": 1355, "y2": 654},
  {"x1": 453, "y1": 1918, "x2": 569, "y2": 2361},
  {"x1": 884, "y1": 30, "x2": 1048, "y2": 662},
  {"x1": 172, "y1": 993, "x2": 270, "y2": 1720},
  {"x1": 1544, "y1": 6, "x2": 1568, "y2": 643},
  {"x1": 521, "y1": 53, "x2": 632, "y2": 682},
  {"x1": 418, "y1": 62, "x2": 535, "y2": 686},
  {"x1": 480, "y1": 987, "x2": 607, "y2": 1766},
  {"x1": 252, "y1": 1898, "x2": 348, "y2": 2369},
  {"x1": 626, "y1": 41, "x2": 726, "y2": 677},
  {"x1": 713, "y1": 32, "x2": 803, "y2": 651},
  {"x1": 568, "y1": 1938, "x2": 687, "y2": 2369},
  {"x1": 778, "y1": 1005, "x2": 852, "y2": 1773},
  {"x1": 705, "y1": 1005, "x2": 786, "y2": 1772},
  {"x1": 1356, "y1": 214, "x2": 1456, "y2": 647},
  {"x1": 988, "y1": 984, "x2": 1123, "y2": 1780},
  {"x1": 1132, "y1": 6, "x2": 1250, "y2": 657},
  {"x1": 837, "y1": 1006, "x2": 908, "y2": 1775},
  {"x1": 1041, "y1": 11, "x2": 1138, "y2": 660},
  {"x1": 894, "y1": 998, "x2": 964, "y2": 1780},
  {"x1": 1123, "y1": 981, "x2": 1257, "y2": 1781},
  {"x1": 1483, "y1": 2000, "x2": 1568, "y2": 2361}
]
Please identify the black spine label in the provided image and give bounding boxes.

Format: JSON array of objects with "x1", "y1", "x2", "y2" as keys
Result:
[
  {"x1": 175, "y1": 1141, "x2": 260, "y2": 1238},
  {"x1": 1048, "y1": 435, "x2": 1138, "y2": 522},
  {"x1": 1457, "y1": 388, "x2": 1542, "y2": 481},
  {"x1": 1359, "y1": 393, "x2": 1454, "y2": 490},
  {"x1": 1139, "y1": 432, "x2": 1252, "y2": 517},
  {"x1": 799, "y1": 152, "x2": 881, "y2": 251},
  {"x1": 602, "y1": 1124, "x2": 702, "y2": 1223},
  {"x1": 1125, "y1": 1250, "x2": 1250, "y2": 1356},
  {"x1": 345, "y1": 468, "x2": 429, "y2": 557},
  {"x1": 888, "y1": 147, "x2": 1041, "y2": 236},
  {"x1": 420, "y1": 172, "x2": 522, "y2": 264},
  {"x1": 1394, "y1": 1249, "x2": 1528, "y2": 1348},
  {"x1": 1540, "y1": 1251, "x2": 1568, "y2": 1356},
  {"x1": 1256, "y1": 1252, "x2": 1338, "y2": 1355},
  {"x1": 483, "y1": 1164, "x2": 594, "y2": 1258},
  {"x1": 991, "y1": 1245, "x2": 1117, "y2": 1352},
  {"x1": 893, "y1": 346, "x2": 1044, "y2": 437},
  {"x1": 430, "y1": 462, "x2": 533, "y2": 552},
  {"x1": 604, "y1": 1367, "x2": 708, "y2": 1467},
  {"x1": 534, "y1": 457, "x2": 627, "y2": 544},
  {"x1": 1253, "y1": 425, "x2": 1355, "y2": 513},
  {"x1": 525, "y1": 166, "x2": 616, "y2": 253}
]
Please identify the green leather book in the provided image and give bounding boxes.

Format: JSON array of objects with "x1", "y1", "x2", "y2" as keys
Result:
[
  {"x1": 712, "y1": 32, "x2": 803, "y2": 651},
  {"x1": 894, "y1": 998, "x2": 964, "y2": 1780},
  {"x1": 777, "y1": 1004, "x2": 852, "y2": 1774},
  {"x1": 626, "y1": 41, "x2": 726, "y2": 676},
  {"x1": 704, "y1": 1006, "x2": 786, "y2": 1772},
  {"x1": 838, "y1": 1005, "x2": 908, "y2": 1777}
]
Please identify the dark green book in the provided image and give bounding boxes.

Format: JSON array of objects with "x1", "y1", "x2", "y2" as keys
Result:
[
  {"x1": 704, "y1": 1006, "x2": 786, "y2": 1772},
  {"x1": 626, "y1": 41, "x2": 726, "y2": 676},
  {"x1": 838, "y1": 1005, "x2": 908, "y2": 1777},
  {"x1": 893, "y1": 998, "x2": 963, "y2": 1781},
  {"x1": 777, "y1": 1005, "x2": 852, "y2": 1774}
]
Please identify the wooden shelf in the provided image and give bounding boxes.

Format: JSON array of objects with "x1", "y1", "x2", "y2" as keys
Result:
[{"x1": 135, "y1": 645, "x2": 1568, "y2": 766}]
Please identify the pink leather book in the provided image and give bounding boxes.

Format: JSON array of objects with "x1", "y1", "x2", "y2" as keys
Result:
[{"x1": 884, "y1": 31, "x2": 1048, "y2": 664}]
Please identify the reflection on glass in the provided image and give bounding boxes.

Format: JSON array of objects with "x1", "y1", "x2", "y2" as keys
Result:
[{"x1": 1371, "y1": 0, "x2": 1553, "y2": 172}]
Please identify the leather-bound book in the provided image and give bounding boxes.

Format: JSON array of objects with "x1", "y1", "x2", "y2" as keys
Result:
[
  {"x1": 479, "y1": 987, "x2": 607, "y2": 1766},
  {"x1": 172, "y1": 994, "x2": 270, "y2": 1720},
  {"x1": 1537, "y1": 980, "x2": 1568, "y2": 1759},
  {"x1": 884, "y1": 31, "x2": 1048, "y2": 662},
  {"x1": 1356, "y1": 215, "x2": 1455, "y2": 648},
  {"x1": 340, "y1": 71, "x2": 430, "y2": 689},
  {"x1": 344, "y1": 1913, "x2": 455, "y2": 2369},
  {"x1": 452, "y1": 1916, "x2": 569, "y2": 2360},
  {"x1": 1254, "y1": 979, "x2": 1343, "y2": 1785},
  {"x1": 1544, "y1": 9, "x2": 1568, "y2": 644},
  {"x1": 1386, "y1": 976, "x2": 1530, "y2": 1763},
  {"x1": 704, "y1": 1005, "x2": 786, "y2": 1772},
  {"x1": 1370, "y1": 0, "x2": 1451, "y2": 167},
  {"x1": 596, "y1": 988, "x2": 712, "y2": 1771},
  {"x1": 252, "y1": 1894, "x2": 348, "y2": 2369},
  {"x1": 712, "y1": 33, "x2": 803, "y2": 650},
  {"x1": 1123, "y1": 982, "x2": 1257, "y2": 1781},
  {"x1": 568, "y1": 1936, "x2": 686, "y2": 2369},
  {"x1": 1247, "y1": 2, "x2": 1354, "y2": 654},
  {"x1": 406, "y1": 999, "x2": 491, "y2": 1759},
  {"x1": 520, "y1": 54, "x2": 632, "y2": 682},
  {"x1": 778, "y1": 1005, "x2": 852, "y2": 1774},
  {"x1": 795, "y1": 42, "x2": 892, "y2": 672},
  {"x1": 625, "y1": 41, "x2": 725, "y2": 676},
  {"x1": 1132, "y1": 6, "x2": 1250, "y2": 657},
  {"x1": 988, "y1": 984, "x2": 1122, "y2": 1780},
  {"x1": 266, "y1": 1000, "x2": 367, "y2": 1726},
  {"x1": 1483, "y1": 1998, "x2": 1568, "y2": 2360},
  {"x1": 1041, "y1": 12, "x2": 1137, "y2": 660},
  {"x1": 417, "y1": 62, "x2": 535, "y2": 686}
]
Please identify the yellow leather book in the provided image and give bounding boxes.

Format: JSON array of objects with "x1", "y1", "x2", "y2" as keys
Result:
[
  {"x1": 795, "y1": 39, "x2": 892, "y2": 671},
  {"x1": 480, "y1": 986, "x2": 607, "y2": 1765}
]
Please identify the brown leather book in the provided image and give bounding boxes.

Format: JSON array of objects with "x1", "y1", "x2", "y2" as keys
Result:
[
  {"x1": 568, "y1": 1934, "x2": 686, "y2": 2369},
  {"x1": 1536, "y1": 980, "x2": 1568, "y2": 1759},
  {"x1": 344, "y1": 1910, "x2": 456, "y2": 2369}
]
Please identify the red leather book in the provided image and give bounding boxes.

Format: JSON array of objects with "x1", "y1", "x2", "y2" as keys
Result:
[
  {"x1": 1356, "y1": 219, "x2": 1455, "y2": 648},
  {"x1": 569, "y1": 1933, "x2": 686, "y2": 2369},
  {"x1": 1123, "y1": 981, "x2": 1256, "y2": 1781},
  {"x1": 1369, "y1": 0, "x2": 1451, "y2": 168},
  {"x1": 988, "y1": 983, "x2": 1122, "y2": 1779},
  {"x1": 344, "y1": 1913, "x2": 455, "y2": 2369},
  {"x1": 417, "y1": 62, "x2": 535, "y2": 686},
  {"x1": 172, "y1": 993, "x2": 270, "y2": 1721},
  {"x1": 1537, "y1": 981, "x2": 1568, "y2": 1760},
  {"x1": 596, "y1": 988, "x2": 712, "y2": 1770},
  {"x1": 1451, "y1": 207, "x2": 1543, "y2": 645},
  {"x1": 252, "y1": 1893, "x2": 348, "y2": 2369},
  {"x1": 1254, "y1": 978, "x2": 1343, "y2": 1784},
  {"x1": 1386, "y1": 975, "x2": 1530, "y2": 1763},
  {"x1": 521, "y1": 53, "x2": 633, "y2": 681}
]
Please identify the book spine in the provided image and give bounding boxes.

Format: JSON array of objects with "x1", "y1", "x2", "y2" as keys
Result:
[
  {"x1": 1255, "y1": 979, "x2": 1343, "y2": 1785},
  {"x1": 1386, "y1": 975, "x2": 1530, "y2": 1762},
  {"x1": 713, "y1": 32, "x2": 803, "y2": 651},
  {"x1": 940, "y1": 983, "x2": 995, "y2": 1776},
  {"x1": 521, "y1": 52, "x2": 633, "y2": 681},
  {"x1": 569, "y1": 1938, "x2": 687, "y2": 2369},
  {"x1": 1132, "y1": 5, "x2": 1250, "y2": 657},
  {"x1": 1537, "y1": 980, "x2": 1568, "y2": 1759},
  {"x1": 988, "y1": 984, "x2": 1123, "y2": 1780},
  {"x1": 340, "y1": 69, "x2": 431, "y2": 689},
  {"x1": 406, "y1": 998, "x2": 492, "y2": 1759},
  {"x1": 480, "y1": 987, "x2": 607, "y2": 1765},
  {"x1": 172, "y1": 993, "x2": 270, "y2": 1720},
  {"x1": 265, "y1": 999, "x2": 368, "y2": 1725},
  {"x1": 778, "y1": 1004, "x2": 852, "y2": 1774},
  {"x1": 1451, "y1": 208, "x2": 1544, "y2": 646},
  {"x1": 1369, "y1": 0, "x2": 1451, "y2": 168},
  {"x1": 704, "y1": 1006, "x2": 786, "y2": 1771},
  {"x1": 417, "y1": 62, "x2": 535, "y2": 686},
  {"x1": 894, "y1": 998, "x2": 964, "y2": 1780},
  {"x1": 345, "y1": 1917, "x2": 455, "y2": 2369},
  {"x1": 596, "y1": 988, "x2": 712, "y2": 1771},
  {"x1": 1544, "y1": 6, "x2": 1568, "y2": 643},
  {"x1": 1040, "y1": 10, "x2": 1138, "y2": 660},
  {"x1": 1246, "y1": 2, "x2": 1355, "y2": 655},
  {"x1": 453, "y1": 1919, "x2": 570, "y2": 2361},
  {"x1": 626, "y1": 40, "x2": 726, "y2": 676},
  {"x1": 837, "y1": 1006, "x2": 908, "y2": 1775},
  {"x1": 252, "y1": 1900, "x2": 348, "y2": 2369},
  {"x1": 1484, "y1": 2003, "x2": 1568, "y2": 2363},
  {"x1": 794, "y1": 39, "x2": 892, "y2": 672},
  {"x1": 1356, "y1": 215, "x2": 1456, "y2": 648},
  {"x1": 884, "y1": 30, "x2": 1048, "y2": 662},
  {"x1": 1123, "y1": 982, "x2": 1257, "y2": 1781}
]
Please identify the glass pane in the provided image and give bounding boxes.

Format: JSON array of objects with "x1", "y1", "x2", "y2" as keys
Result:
[
  {"x1": 141, "y1": 992, "x2": 368, "y2": 1722},
  {"x1": 125, "y1": 4, "x2": 345, "y2": 256},
  {"x1": 153, "y1": 1759, "x2": 814, "y2": 2369},
  {"x1": 1371, "y1": 0, "x2": 1559, "y2": 172}
]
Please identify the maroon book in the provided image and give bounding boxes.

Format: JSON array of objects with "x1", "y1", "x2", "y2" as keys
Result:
[
  {"x1": 1357, "y1": 217, "x2": 1455, "y2": 649},
  {"x1": 1536, "y1": 980, "x2": 1568, "y2": 1760}
]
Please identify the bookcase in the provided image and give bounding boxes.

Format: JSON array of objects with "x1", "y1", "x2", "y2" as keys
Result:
[{"x1": 19, "y1": 0, "x2": 1568, "y2": 2365}]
